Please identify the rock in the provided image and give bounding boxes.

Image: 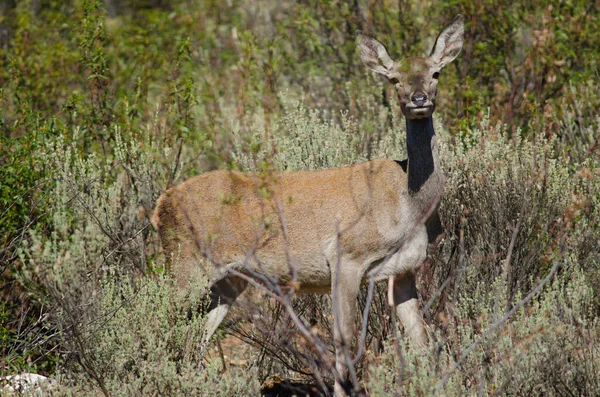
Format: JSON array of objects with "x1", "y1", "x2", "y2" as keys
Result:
[{"x1": 1, "y1": 373, "x2": 56, "y2": 396}]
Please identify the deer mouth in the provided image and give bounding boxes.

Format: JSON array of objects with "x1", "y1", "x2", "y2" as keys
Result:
[{"x1": 406, "y1": 105, "x2": 434, "y2": 118}]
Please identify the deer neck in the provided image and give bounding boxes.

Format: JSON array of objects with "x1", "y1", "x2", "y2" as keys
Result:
[{"x1": 405, "y1": 117, "x2": 444, "y2": 207}]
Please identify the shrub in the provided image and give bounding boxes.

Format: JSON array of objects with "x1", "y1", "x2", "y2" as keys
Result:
[
  {"x1": 49, "y1": 275, "x2": 259, "y2": 397},
  {"x1": 366, "y1": 263, "x2": 600, "y2": 396}
]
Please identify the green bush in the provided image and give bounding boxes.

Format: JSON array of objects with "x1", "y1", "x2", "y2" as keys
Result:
[
  {"x1": 366, "y1": 263, "x2": 599, "y2": 396},
  {"x1": 50, "y1": 275, "x2": 259, "y2": 396},
  {"x1": 436, "y1": 114, "x2": 600, "y2": 303}
]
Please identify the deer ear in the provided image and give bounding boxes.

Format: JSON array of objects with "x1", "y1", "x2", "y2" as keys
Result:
[
  {"x1": 356, "y1": 30, "x2": 395, "y2": 78},
  {"x1": 430, "y1": 15, "x2": 464, "y2": 68}
]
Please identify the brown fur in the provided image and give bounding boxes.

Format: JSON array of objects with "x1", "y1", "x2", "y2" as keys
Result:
[{"x1": 153, "y1": 159, "x2": 421, "y2": 292}]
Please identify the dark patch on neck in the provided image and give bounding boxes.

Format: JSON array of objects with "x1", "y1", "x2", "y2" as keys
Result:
[
  {"x1": 406, "y1": 117, "x2": 435, "y2": 194},
  {"x1": 394, "y1": 159, "x2": 408, "y2": 173}
]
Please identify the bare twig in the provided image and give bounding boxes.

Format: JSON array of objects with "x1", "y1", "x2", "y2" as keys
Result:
[
  {"x1": 353, "y1": 277, "x2": 376, "y2": 365},
  {"x1": 501, "y1": 210, "x2": 523, "y2": 312},
  {"x1": 216, "y1": 339, "x2": 227, "y2": 373}
]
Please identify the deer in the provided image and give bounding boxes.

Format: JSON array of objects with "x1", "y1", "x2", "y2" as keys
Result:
[{"x1": 152, "y1": 15, "x2": 463, "y2": 397}]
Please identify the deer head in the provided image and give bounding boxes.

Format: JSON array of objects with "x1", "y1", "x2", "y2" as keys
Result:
[{"x1": 357, "y1": 15, "x2": 464, "y2": 120}]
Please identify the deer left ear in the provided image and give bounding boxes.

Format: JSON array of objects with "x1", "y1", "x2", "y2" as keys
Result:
[{"x1": 430, "y1": 15, "x2": 464, "y2": 68}]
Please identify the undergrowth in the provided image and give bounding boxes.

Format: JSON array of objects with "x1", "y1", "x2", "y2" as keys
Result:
[{"x1": 1, "y1": 1, "x2": 599, "y2": 396}]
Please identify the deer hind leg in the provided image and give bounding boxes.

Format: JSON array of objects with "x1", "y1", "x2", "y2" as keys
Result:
[
  {"x1": 331, "y1": 263, "x2": 363, "y2": 397},
  {"x1": 394, "y1": 272, "x2": 428, "y2": 346},
  {"x1": 200, "y1": 275, "x2": 248, "y2": 354}
]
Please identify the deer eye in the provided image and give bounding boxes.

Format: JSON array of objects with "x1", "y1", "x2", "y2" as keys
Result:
[
  {"x1": 432, "y1": 72, "x2": 440, "y2": 79},
  {"x1": 389, "y1": 77, "x2": 400, "y2": 85}
]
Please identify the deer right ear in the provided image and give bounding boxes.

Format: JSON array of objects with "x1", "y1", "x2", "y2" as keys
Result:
[
  {"x1": 430, "y1": 15, "x2": 464, "y2": 68},
  {"x1": 356, "y1": 30, "x2": 395, "y2": 78}
]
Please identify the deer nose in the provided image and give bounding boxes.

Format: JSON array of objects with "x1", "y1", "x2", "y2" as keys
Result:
[{"x1": 411, "y1": 92, "x2": 427, "y2": 107}]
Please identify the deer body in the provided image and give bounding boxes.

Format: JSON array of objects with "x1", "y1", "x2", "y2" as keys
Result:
[
  {"x1": 153, "y1": 15, "x2": 463, "y2": 397},
  {"x1": 154, "y1": 156, "x2": 437, "y2": 288}
]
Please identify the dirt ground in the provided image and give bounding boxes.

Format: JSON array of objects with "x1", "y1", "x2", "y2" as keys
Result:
[{"x1": 205, "y1": 333, "x2": 331, "y2": 397}]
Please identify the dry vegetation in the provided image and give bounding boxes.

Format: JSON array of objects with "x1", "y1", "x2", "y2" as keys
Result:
[{"x1": 1, "y1": 0, "x2": 599, "y2": 396}]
